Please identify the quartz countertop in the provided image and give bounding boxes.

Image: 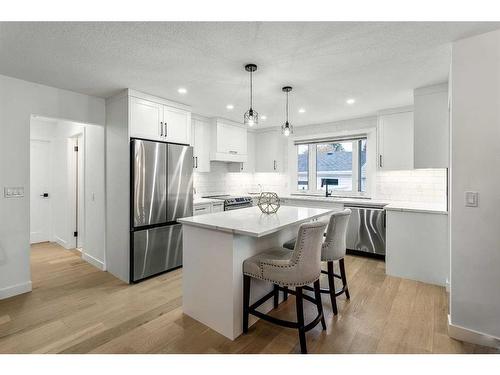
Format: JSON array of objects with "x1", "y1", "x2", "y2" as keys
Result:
[{"x1": 178, "y1": 205, "x2": 337, "y2": 237}]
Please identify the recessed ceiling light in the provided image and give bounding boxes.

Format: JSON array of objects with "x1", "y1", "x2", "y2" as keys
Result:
[
  {"x1": 178, "y1": 87, "x2": 187, "y2": 94},
  {"x1": 261, "y1": 115, "x2": 267, "y2": 120},
  {"x1": 346, "y1": 98, "x2": 356, "y2": 105},
  {"x1": 226, "y1": 104, "x2": 234, "y2": 110},
  {"x1": 298, "y1": 108, "x2": 306, "y2": 113}
]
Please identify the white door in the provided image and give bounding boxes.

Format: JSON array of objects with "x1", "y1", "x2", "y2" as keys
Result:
[
  {"x1": 129, "y1": 97, "x2": 162, "y2": 140},
  {"x1": 193, "y1": 119, "x2": 211, "y2": 172},
  {"x1": 30, "y1": 140, "x2": 51, "y2": 244},
  {"x1": 163, "y1": 105, "x2": 190, "y2": 144},
  {"x1": 378, "y1": 111, "x2": 414, "y2": 170},
  {"x1": 76, "y1": 135, "x2": 85, "y2": 250}
]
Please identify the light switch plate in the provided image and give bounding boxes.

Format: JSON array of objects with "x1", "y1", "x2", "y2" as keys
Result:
[
  {"x1": 4, "y1": 187, "x2": 25, "y2": 198},
  {"x1": 465, "y1": 191, "x2": 478, "y2": 207}
]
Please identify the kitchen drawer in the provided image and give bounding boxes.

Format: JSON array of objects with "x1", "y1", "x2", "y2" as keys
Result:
[
  {"x1": 211, "y1": 202, "x2": 224, "y2": 213},
  {"x1": 193, "y1": 203, "x2": 211, "y2": 216}
]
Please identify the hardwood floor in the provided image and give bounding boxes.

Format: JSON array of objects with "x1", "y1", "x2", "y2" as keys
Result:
[{"x1": 0, "y1": 242, "x2": 497, "y2": 354}]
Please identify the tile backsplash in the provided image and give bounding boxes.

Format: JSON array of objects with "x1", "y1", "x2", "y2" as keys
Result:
[
  {"x1": 193, "y1": 162, "x2": 288, "y2": 196},
  {"x1": 375, "y1": 169, "x2": 447, "y2": 205},
  {"x1": 194, "y1": 162, "x2": 447, "y2": 205}
]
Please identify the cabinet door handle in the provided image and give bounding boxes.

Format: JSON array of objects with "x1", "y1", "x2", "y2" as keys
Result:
[
  {"x1": 379, "y1": 155, "x2": 383, "y2": 168},
  {"x1": 195, "y1": 156, "x2": 198, "y2": 168},
  {"x1": 229, "y1": 150, "x2": 237, "y2": 154},
  {"x1": 193, "y1": 156, "x2": 196, "y2": 169},
  {"x1": 160, "y1": 122, "x2": 164, "y2": 137},
  {"x1": 273, "y1": 160, "x2": 277, "y2": 170},
  {"x1": 164, "y1": 122, "x2": 167, "y2": 138}
]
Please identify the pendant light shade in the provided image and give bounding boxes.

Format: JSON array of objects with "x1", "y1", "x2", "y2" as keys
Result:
[
  {"x1": 281, "y1": 86, "x2": 293, "y2": 136},
  {"x1": 244, "y1": 64, "x2": 259, "y2": 127}
]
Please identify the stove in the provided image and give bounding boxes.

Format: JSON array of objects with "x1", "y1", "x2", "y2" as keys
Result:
[{"x1": 203, "y1": 195, "x2": 253, "y2": 211}]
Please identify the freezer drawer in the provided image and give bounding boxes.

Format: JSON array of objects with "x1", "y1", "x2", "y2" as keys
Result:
[
  {"x1": 132, "y1": 224, "x2": 183, "y2": 282},
  {"x1": 132, "y1": 139, "x2": 168, "y2": 227},
  {"x1": 346, "y1": 206, "x2": 386, "y2": 256}
]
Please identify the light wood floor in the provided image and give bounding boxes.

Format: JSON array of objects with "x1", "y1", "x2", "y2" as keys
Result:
[{"x1": 0, "y1": 242, "x2": 497, "y2": 354}]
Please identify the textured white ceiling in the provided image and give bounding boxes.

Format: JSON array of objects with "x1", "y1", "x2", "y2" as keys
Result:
[{"x1": 1, "y1": 22, "x2": 499, "y2": 127}]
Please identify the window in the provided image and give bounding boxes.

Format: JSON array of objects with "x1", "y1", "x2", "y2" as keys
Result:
[{"x1": 295, "y1": 137, "x2": 367, "y2": 195}]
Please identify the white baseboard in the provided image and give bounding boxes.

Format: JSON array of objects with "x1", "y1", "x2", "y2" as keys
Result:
[
  {"x1": 448, "y1": 314, "x2": 500, "y2": 349},
  {"x1": 54, "y1": 235, "x2": 72, "y2": 249},
  {"x1": 82, "y1": 252, "x2": 105, "y2": 271},
  {"x1": 0, "y1": 281, "x2": 32, "y2": 300}
]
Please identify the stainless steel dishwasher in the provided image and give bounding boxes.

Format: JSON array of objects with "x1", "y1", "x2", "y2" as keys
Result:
[{"x1": 344, "y1": 204, "x2": 386, "y2": 258}]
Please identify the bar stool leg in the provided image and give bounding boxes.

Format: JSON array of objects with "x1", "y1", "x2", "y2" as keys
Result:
[
  {"x1": 283, "y1": 286, "x2": 289, "y2": 301},
  {"x1": 295, "y1": 287, "x2": 307, "y2": 354},
  {"x1": 327, "y1": 261, "x2": 338, "y2": 315},
  {"x1": 313, "y1": 280, "x2": 326, "y2": 330},
  {"x1": 243, "y1": 275, "x2": 251, "y2": 333},
  {"x1": 339, "y1": 258, "x2": 350, "y2": 300},
  {"x1": 273, "y1": 284, "x2": 279, "y2": 308}
]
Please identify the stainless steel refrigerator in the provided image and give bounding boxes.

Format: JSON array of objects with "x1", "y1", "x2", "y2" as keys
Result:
[{"x1": 130, "y1": 139, "x2": 193, "y2": 282}]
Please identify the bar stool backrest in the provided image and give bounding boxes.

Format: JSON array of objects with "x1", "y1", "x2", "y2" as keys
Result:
[
  {"x1": 322, "y1": 209, "x2": 352, "y2": 261},
  {"x1": 288, "y1": 220, "x2": 328, "y2": 285}
]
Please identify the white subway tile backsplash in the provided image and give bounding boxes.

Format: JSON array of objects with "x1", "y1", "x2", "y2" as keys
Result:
[
  {"x1": 375, "y1": 168, "x2": 447, "y2": 205},
  {"x1": 194, "y1": 162, "x2": 446, "y2": 206}
]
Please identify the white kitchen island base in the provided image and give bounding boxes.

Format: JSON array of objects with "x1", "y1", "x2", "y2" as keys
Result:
[{"x1": 179, "y1": 206, "x2": 335, "y2": 340}]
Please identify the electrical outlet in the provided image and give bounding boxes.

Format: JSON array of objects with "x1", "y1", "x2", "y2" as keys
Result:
[
  {"x1": 465, "y1": 191, "x2": 478, "y2": 207},
  {"x1": 4, "y1": 187, "x2": 25, "y2": 198}
]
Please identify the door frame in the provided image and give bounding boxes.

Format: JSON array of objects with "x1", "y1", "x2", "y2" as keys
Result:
[{"x1": 68, "y1": 131, "x2": 85, "y2": 251}]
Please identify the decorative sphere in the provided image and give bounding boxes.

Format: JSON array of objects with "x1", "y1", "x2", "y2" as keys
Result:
[{"x1": 257, "y1": 192, "x2": 280, "y2": 214}]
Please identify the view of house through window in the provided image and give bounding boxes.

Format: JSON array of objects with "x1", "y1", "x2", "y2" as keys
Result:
[{"x1": 296, "y1": 138, "x2": 367, "y2": 194}]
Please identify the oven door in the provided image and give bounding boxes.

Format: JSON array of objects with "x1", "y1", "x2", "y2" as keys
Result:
[{"x1": 224, "y1": 202, "x2": 253, "y2": 211}]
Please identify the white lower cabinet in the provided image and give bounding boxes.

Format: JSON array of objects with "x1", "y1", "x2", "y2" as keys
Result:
[
  {"x1": 385, "y1": 209, "x2": 448, "y2": 286},
  {"x1": 193, "y1": 203, "x2": 211, "y2": 216},
  {"x1": 211, "y1": 202, "x2": 224, "y2": 213}
]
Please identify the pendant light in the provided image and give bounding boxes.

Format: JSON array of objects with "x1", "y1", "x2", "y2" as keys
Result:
[
  {"x1": 281, "y1": 86, "x2": 293, "y2": 136},
  {"x1": 244, "y1": 64, "x2": 259, "y2": 127}
]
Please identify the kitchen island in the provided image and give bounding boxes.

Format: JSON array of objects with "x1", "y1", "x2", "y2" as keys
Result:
[{"x1": 178, "y1": 205, "x2": 337, "y2": 340}]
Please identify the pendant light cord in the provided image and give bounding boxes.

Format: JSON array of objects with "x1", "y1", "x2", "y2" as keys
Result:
[
  {"x1": 250, "y1": 70, "x2": 253, "y2": 109},
  {"x1": 286, "y1": 91, "x2": 289, "y2": 123}
]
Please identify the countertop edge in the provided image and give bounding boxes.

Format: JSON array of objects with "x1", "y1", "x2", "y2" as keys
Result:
[{"x1": 178, "y1": 208, "x2": 336, "y2": 238}]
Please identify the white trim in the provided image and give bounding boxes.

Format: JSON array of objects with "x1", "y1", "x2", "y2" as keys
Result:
[
  {"x1": 448, "y1": 314, "x2": 500, "y2": 349},
  {"x1": 0, "y1": 281, "x2": 32, "y2": 300},
  {"x1": 82, "y1": 252, "x2": 105, "y2": 271},
  {"x1": 54, "y1": 235, "x2": 71, "y2": 249}
]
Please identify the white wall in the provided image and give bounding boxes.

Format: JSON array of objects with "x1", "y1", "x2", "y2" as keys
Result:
[
  {"x1": 449, "y1": 30, "x2": 500, "y2": 341},
  {"x1": 0, "y1": 74, "x2": 105, "y2": 299},
  {"x1": 30, "y1": 118, "x2": 105, "y2": 269}
]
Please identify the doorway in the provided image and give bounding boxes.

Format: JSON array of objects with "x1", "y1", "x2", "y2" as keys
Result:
[{"x1": 29, "y1": 115, "x2": 105, "y2": 271}]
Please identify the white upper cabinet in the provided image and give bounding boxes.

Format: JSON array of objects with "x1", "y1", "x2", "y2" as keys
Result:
[
  {"x1": 413, "y1": 83, "x2": 449, "y2": 168},
  {"x1": 192, "y1": 118, "x2": 211, "y2": 173},
  {"x1": 377, "y1": 109, "x2": 414, "y2": 170},
  {"x1": 129, "y1": 93, "x2": 191, "y2": 144},
  {"x1": 255, "y1": 129, "x2": 286, "y2": 173},
  {"x1": 129, "y1": 97, "x2": 163, "y2": 141},
  {"x1": 163, "y1": 105, "x2": 191, "y2": 144},
  {"x1": 229, "y1": 130, "x2": 255, "y2": 172},
  {"x1": 210, "y1": 119, "x2": 247, "y2": 162}
]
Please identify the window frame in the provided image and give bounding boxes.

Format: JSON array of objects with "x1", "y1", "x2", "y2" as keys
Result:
[{"x1": 290, "y1": 130, "x2": 373, "y2": 198}]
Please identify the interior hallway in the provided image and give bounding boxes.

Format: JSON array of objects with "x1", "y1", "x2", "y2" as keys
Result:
[{"x1": 0, "y1": 242, "x2": 497, "y2": 354}]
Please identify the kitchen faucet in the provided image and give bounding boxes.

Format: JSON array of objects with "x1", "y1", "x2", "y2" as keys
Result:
[{"x1": 320, "y1": 178, "x2": 338, "y2": 197}]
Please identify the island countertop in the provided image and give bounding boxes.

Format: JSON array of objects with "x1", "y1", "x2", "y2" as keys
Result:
[{"x1": 178, "y1": 205, "x2": 336, "y2": 238}]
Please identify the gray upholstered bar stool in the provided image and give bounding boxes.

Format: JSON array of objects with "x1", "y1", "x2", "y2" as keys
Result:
[
  {"x1": 242, "y1": 220, "x2": 328, "y2": 354},
  {"x1": 283, "y1": 209, "x2": 352, "y2": 315}
]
